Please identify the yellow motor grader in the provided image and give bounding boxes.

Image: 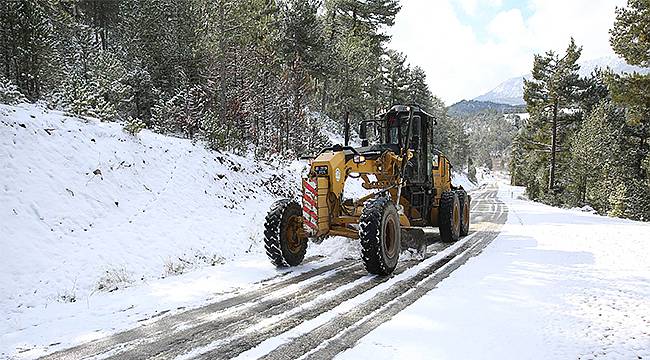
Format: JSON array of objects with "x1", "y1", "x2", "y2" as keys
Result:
[{"x1": 264, "y1": 104, "x2": 470, "y2": 275}]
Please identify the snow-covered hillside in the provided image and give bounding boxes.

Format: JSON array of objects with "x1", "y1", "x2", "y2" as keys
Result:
[
  {"x1": 474, "y1": 56, "x2": 650, "y2": 106},
  {"x1": 0, "y1": 104, "x2": 302, "y2": 315}
]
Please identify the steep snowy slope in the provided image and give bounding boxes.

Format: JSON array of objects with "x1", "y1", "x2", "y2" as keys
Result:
[{"x1": 0, "y1": 103, "x2": 301, "y2": 314}]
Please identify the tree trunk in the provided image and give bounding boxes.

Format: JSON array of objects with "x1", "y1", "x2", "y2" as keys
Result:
[
  {"x1": 218, "y1": 0, "x2": 227, "y2": 129},
  {"x1": 549, "y1": 101, "x2": 558, "y2": 191},
  {"x1": 344, "y1": 111, "x2": 350, "y2": 146},
  {"x1": 320, "y1": 79, "x2": 329, "y2": 113},
  {"x1": 639, "y1": 135, "x2": 648, "y2": 178},
  {"x1": 320, "y1": 9, "x2": 337, "y2": 114}
]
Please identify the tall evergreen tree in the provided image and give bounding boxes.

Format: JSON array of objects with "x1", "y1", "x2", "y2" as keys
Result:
[
  {"x1": 523, "y1": 38, "x2": 583, "y2": 197},
  {"x1": 407, "y1": 66, "x2": 433, "y2": 109},
  {"x1": 609, "y1": 0, "x2": 650, "y2": 181}
]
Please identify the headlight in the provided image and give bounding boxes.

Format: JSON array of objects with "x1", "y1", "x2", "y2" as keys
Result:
[
  {"x1": 353, "y1": 155, "x2": 366, "y2": 164},
  {"x1": 314, "y1": 165, "x2": 328, "y2": 176}
]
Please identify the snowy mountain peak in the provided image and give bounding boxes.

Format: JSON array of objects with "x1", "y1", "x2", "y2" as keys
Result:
[
  {"x1": 473, "y1": 56, "x2": 649, "y2": 106},
  {"x1": 474, "y1": 76, "x2": 529, "y2": 106}
]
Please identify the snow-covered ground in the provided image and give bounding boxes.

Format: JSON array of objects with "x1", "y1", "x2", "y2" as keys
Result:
[
  {"x1": 0, "y1": 103, "x2": 309, "y2": 357},
  {"x1": 0, "y1": 103, "x2": 482, "y2": 358},
  {"x1": 338, "y1": 180, "x2": 650, "y2": 360}
]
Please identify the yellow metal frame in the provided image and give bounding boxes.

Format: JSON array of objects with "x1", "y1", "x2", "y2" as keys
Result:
[{"x1": 303, "y1": 149, "x2": 453, "y2": 240}]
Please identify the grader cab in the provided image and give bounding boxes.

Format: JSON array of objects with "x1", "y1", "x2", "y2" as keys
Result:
[{"x1": 264, "y1": 104, "x2": 470, "y2": 275}]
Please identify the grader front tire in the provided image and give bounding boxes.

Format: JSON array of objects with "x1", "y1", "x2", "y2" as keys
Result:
[
  {"x1": 264, "y1": 199, "x2": 307, "y2": 267},
  {"x1": 359, "y1": 197, "x2": 401, "y2": 276}
]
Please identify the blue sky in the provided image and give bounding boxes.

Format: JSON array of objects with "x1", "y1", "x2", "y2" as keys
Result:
[{"x1": 389, "y1": 0, "x2": 625, "y2": 104}]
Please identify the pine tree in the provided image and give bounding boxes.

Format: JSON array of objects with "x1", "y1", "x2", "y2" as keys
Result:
[
  {"x1": 0, "y1": 0, "x2": 444, "y2": 164},
  {"x1": 383, "y1": 50, "x2": 410, "y2": 106},
  {"x1": 609, "y1": 0, "x2": 650, "y2": 182},
  {"x1": 407, "y1": 66, "x2": 434, "y2": 109},
  {"x1": 523, "y1": 38, "x2": 583, "y2": 198},
  {"x1": 0, "y1": 75, "x2": 27, "y2": 104},
  {"x1": 0, "y1": 0, "x2": 56, "y2": 99},
  {"x1": 319, "y1": 0, "x2": 400, "y2": 120},
  {"x1": 571, "y1": 100, "x2": 650, "y2": 219}
]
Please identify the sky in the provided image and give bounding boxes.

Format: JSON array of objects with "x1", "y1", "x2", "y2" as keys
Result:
[{"x1": 389, "y1": 0, "x2": 627, "y2": 105}]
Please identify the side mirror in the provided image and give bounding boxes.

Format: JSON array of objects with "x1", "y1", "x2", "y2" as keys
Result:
[{"x1": 359, "y1": 122, "x2": 367, "y2": 139}]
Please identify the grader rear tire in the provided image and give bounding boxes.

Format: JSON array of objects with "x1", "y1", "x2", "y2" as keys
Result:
[
  {"x1": 359, "y1": 197, "x2": 401, "y2": 275},
  {"x1": 457, "y1": 190, "x2": 470, "y2": 236},
  {"x1": 439, "y1": 191, "x2": 461, "y2": 243},
  {"x1": 264, "y1": 199, "x2": 307, "y2": 267}
]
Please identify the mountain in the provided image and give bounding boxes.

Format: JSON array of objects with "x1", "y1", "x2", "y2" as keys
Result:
[
  {"x1": 474, "y1": 76, "x2": 528, "y2": 106},
  {"x1": 447, "y1": 99, "x2": 526, "y2": 117},
  {"x1": 474, "y1": 56, "x2": 650, "y2": 106}
]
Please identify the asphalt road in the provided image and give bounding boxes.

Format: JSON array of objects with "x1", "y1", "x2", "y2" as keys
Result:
[{"x1": 40, "y1": 185, "x2": 507, "y2": 360}]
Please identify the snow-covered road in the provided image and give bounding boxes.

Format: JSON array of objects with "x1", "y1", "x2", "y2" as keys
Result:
[
  {"x1": 22, "y1": 186, "x2": 506, "y2": 360},
  {"x1": 337, "y1": 182, "x2": 650, "y2": 360}
]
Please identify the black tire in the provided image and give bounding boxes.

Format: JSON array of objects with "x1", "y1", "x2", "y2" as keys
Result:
[
  {"x1": 359, "y1": 196, "x2": 401, "y2": 275},
  {"x1": 457, "y1": 190, "x2": 470, "y2": 236},
  {"x1": 439, "y1": 191, "x2": 461, "y2": 243},
  {"x1": 264, "y1": 199, "x2": 307, "y2": 267}
]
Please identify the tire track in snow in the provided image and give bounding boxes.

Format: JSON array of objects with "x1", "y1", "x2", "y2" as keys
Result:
[
  {"x1": 173, "y1": 257, "x2": 431, "y2": 360},
  {"x1": 186, "y1": 188, "x2": 504, "y2": 359},
  {"x1": 296, "y1": 192, "x2": 506, "y2": 360},
  {"x1": 38, "y1": 258, "x2": 350, "y2": 360},
  {"x1": 102, "y1": 262, "x2": 369, "y2": 360},
  {"x1": 40, "y1": 187, "x2": 502, "y2": 360}
]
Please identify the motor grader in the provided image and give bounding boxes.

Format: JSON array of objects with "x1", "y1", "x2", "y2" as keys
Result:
[{"x1": 264, "y1": 104, "x2": 470, "y2": 275}]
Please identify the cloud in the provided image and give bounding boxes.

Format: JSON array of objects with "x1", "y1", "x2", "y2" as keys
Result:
[
  {"x1": 389, "y1": 0, "x2": 626, "y2": 105},
  {"x1": 456, "y1": 0, "x2": 479, "y2": 16},
  {"x1": 454, "y1": 0, "x2": 503, "y2": 16},
  {"x1": 487, "y1": 9, "x2": 526, "y2": 43}
]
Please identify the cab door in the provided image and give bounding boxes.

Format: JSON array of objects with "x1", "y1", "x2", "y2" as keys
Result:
[
  {"x1": 406, "y1": 115, "x2": 427, "y2": 184},
  {"x1": 439, "y1": 155, "x2": 452, "y2": 192}
]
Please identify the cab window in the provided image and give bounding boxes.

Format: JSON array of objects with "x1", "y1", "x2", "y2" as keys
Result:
[{"x1": 386, "y1": 115, "x2": 410, "y2": 145}]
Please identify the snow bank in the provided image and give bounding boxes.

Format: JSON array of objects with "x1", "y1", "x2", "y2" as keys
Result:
[
  {"x1": 452, "y1": 166, "x2": 499, "y2": 192},
  {"x1": 451, "y1": 171, "x2": 477, "y2": 191},
  {"x1": 475, "y1": 166, "x2": 496, "y2": 184},
  {"x1": 0, "y1": 103, "x2": 300, "y2": 316}
]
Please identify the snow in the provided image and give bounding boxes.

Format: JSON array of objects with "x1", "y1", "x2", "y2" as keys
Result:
[
  {"x1": 451, "y1": 171, "x2": 477, "y2": 191},
  {"x1": 474, "y1": 75, "x2": 528, "y2": 106},
  {"x1": 475, "y1": 56, "x2": 650, "y2": 106},
  {"x1": 337, "y1": 179, "x2": 650, "y2": 360},
  {"x1": 0, "y1": 103, "x2": 414, "y2": 358},
  {"x1": 1, "y1": 255, "x2": 348, "y2": 358},
  {"x1": 233, "y1": 231, "x2": 483, "y2": 360},
  {"x1": 0, "y1": 103, "x2": 306, "y2": 357},
  {"x1": 474, "y1": 166, "x2": 496, "y2": 185},
  {"x1": 3, "y1": 102, "x2": 649, "y2": 359}
]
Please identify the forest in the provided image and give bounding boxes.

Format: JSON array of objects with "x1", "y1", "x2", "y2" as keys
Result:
[
  {"x1": 1, "y1": 0, "x2": 648, "y2": 221},
  {"x1": 0, "y1": 0, "x2": 473, "y2": 165},
  {"x1": 510, "y1": 0, "x2": 650, "y2": 220}
]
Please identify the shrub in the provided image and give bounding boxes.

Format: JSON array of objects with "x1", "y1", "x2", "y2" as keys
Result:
[
  {"x1": 0, "y1": 76, "x2": 27, "y2": 105},
  {"x1": 96, "y1": 267, "x2": 133, "y2": 292},
  {"x1": 124, "y1": 116, "x2": 146, "y2": 135}
]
